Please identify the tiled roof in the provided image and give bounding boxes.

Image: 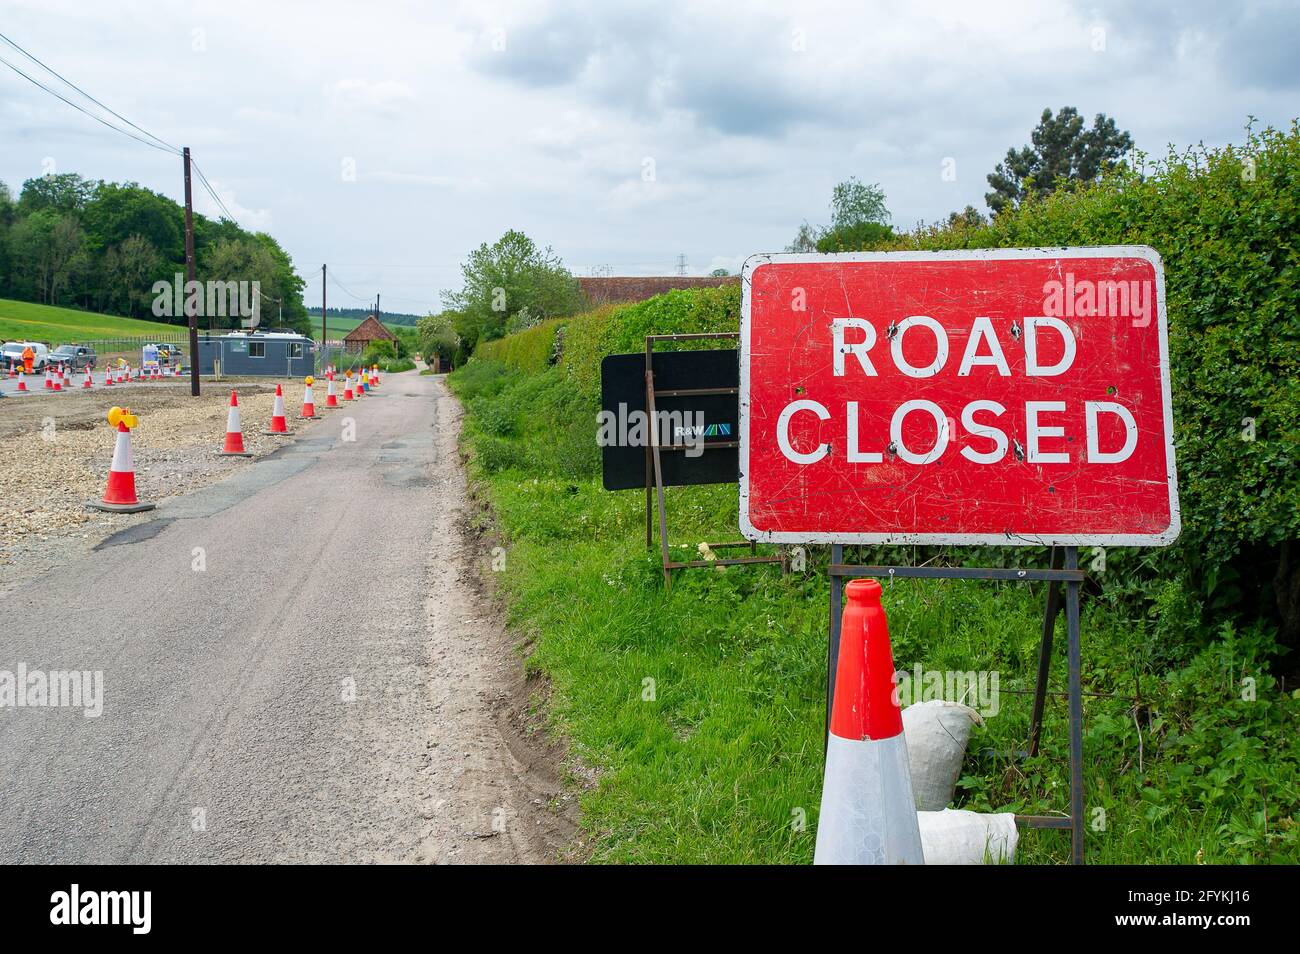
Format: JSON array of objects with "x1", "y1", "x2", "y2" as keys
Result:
[{"x1": 578, "y1": 275, "x2": 739, "y2": 305}]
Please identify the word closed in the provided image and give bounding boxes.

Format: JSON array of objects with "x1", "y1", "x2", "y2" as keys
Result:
[{"x1": 739, "y1": 248, "x2": 1179, "y2": 545}]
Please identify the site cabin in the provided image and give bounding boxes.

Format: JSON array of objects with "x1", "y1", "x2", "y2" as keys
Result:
[{"x1": 196, "y1": 331, "x2": 316, "y2": 377}]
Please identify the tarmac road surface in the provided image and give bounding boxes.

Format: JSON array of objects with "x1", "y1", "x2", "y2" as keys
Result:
[{"x1": 0, "y1": 371, "x2": 553, "y2": 863}]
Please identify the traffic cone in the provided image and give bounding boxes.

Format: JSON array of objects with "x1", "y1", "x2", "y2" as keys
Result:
[
  {"x1": 53, "y1": 370, "x2": 62, "y2": 392},
  {"x1": 264, "y1": 384, "x2": 290, "y2": 435},
  {"x1": 83, "y1": 367, "x2": 93, "y2": 389},
  {"x1": 6, "y1": 365, "x2": 13, "y2": 378},
  {"x1": 342, "y1": 374, "x2": 354, "y2": 401},
  {"x1": 370, "y1": 365, "x2": 380, "y2": 387},
  {"x1": 15, "y1": 371, "x2": 27, "y2": 392},
  {"x1": 355, "y1": 371, "x2": 365, "y2": 398},
  {"x1": 44, "y1": 369, "x2": 53, "y2": 390},
  {"x1": 299, "y1": 377, "x2": 316, "y2": 418},
  {"x1": 218, "y1": 390, "x2": 253, "y2": 456},
  {"x1": 324, "y1": 375, "x2": 338, "y2": 408},
  {"x1": 104, "y1": 368, "x2": 113, "y2": 387},
  {"x1": 814, "y1": 578, "x2": 924, "y2": 865},
  {"x1": 87, "y1": 408, "x2": 155, "y2": 513}
]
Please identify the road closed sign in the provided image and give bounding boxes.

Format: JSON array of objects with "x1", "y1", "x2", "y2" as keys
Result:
[{"x1": 739, "y1": 248, "x2": 1179, "y2": 546}]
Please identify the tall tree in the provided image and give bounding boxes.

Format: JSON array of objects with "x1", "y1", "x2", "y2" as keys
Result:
[
  {"x1": 442, "y1": 230, "x2": 581, "y2": 350},
  {"x1": 985, "y1": 107, "x2": 1133, "y2": 215},
  {"x1": 788, "y1": 178, "x2": 894, "y2": 252}
]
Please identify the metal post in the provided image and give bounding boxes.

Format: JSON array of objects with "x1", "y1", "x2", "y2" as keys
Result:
[
  {"x1": 1065, "y1": 545, "x2": 1085, "y2": 864},
  {"x1": 1028, "y1": 546, "x2": 1065, "y2": 756},
  {"x1": 321, "y1": 264, "x2": 327, "y2": 364},
  {"x1": 182, "y1": 147, "x2": 200, "y2": 396},
  {"x1": 826, "y1": 543, "x2": 844, "y2": 754}
]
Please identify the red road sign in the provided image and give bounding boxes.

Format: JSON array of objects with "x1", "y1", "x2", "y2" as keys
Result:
[{"x1": 739, "y1": 248, "x2": 1179, "y2": 546}]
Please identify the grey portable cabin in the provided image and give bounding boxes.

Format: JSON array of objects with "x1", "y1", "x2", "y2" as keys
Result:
[{"x1": 196, "y1": 332, "x2": 315, "y2": 377}]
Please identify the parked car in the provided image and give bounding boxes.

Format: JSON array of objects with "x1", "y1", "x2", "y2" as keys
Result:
[
  {"x1": 1, "y1": 341, "x2": 52, "y2": 372},
  {"x1": 48, "y1": 344, "x2": 97, "y2": 371}
]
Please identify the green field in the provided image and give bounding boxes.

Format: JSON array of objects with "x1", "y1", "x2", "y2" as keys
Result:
[
  {"x1": 310, "y1": 315, "x2": 365, "y2": 340},
  {"x1": 0, "y1": 298, "x2": 181, "y2": 345}
]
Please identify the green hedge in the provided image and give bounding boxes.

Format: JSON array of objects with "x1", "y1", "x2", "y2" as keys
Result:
[
  {"x1": 475, "y1": 317, "x2": 565, "y2": 373},
  {"x1": 886, "y1": 122, "x2": 1300, "y2": 644},
  {"x1": 562, "y1": 287, "x2": 741, "y2": 402}
]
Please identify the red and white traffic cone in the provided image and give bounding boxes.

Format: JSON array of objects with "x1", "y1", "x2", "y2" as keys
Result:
[
  {"x1": 342, "y1": 374, "x2": 354, "y2": 401},
  {"x1": 814, "y1": 578, "x2": 924, "y2": 865},
  {"x1": 6, "y1": 365, "x2": 13, "y2": 378},
  {"x1": 264, "y1": 384, "x2": 290, "y2": 435},
  {"x1": 218, "y1": 390, "x2": 253, "y2": 456},
  {"x1": 87, "y1": 410, "x2": 155, "y2": 513},
  {"x1": 299, "y1": 378, "x2": 316, "y2": 419},
  {"x1": 44, "y1": 369, "x2": 53, "y2": 390},
  {"x1": 324, "y1": 375, "x2": 338, "y2": 408},
  {"x1": 83, "y1": 367, "x2": 93, "y2": 389},
  {"x1": 104, "y1": 368, "x2": 113, "y2": 387},
  {"x1": 53, "y1": 370, "x2": 63, "y2": 392},
  {"x1": 15, "y1": 371, "x2": 27, "y2": 392}
]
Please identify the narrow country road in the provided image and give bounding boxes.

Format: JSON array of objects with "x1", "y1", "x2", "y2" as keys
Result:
[{"x1": 0, "y1": 372, "x2": 562, "y2": 863}]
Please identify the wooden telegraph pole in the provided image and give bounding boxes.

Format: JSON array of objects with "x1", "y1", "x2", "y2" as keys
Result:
[
  {"x1": 182, "y1": 147, "x2": 200, "y2": 396},
  {"x1": 321, "y1": 263, "x2": 327, "y2": 373}
]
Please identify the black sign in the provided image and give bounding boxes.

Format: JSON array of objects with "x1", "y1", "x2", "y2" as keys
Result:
[{"x1": 600, "y1": 349, "x2": 739, "y2": 491}]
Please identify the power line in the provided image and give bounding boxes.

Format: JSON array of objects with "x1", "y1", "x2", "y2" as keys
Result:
[
  {"x1": 189, "y1": 159, "x2": 237, "y2": 223},
  {"x1": 0, "y1": 29, "x2": 179, "y2": 154},
  {"x1": 0, "y1": 49, "x2": 179, "y2": 155}
]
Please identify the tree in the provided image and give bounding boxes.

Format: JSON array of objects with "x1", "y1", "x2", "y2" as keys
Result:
[
  {"x1": 830, "y1": 177, "x2": 890, "y2": 230},
  {"x1": 417, "y1": 312, "x2": 460, "y2": 367},
  {"x1": 709, "y1": 267, "x2": 731, "y2": 277},
  {"x1": 105, "y1": 235, "x2": 160, "y2": 318},
  {"x1": 18, "y1": 173, "x2": 96, "y2": 217},
  {"x1": 788, "y1": 178, "x2": 894, "y2": 252},
  {"x1": 985, "y1": 107, "x2": 1133, "y2": 215},
  {"x1": 7, "y1": 210, "x2": 83, "y2": 304},
  {"x1": 441, "y1": 230, "x2": 581, "y2": 351}
]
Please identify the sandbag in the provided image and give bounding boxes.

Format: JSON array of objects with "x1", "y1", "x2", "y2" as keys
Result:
[
  {"x1": 902, "y1": 699, "x2": 982, "y2": 810},
  {"x1": 918, "y1": 809, "x2": 1018, "y2": 864}
]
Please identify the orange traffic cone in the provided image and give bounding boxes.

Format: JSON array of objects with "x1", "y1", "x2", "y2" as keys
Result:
[
  {"x1": 299, "y1": 377, "x2": 316, "y2": 419},
  {"x1": 264, "y1": 384, "x2": 290, "y2": 435},
  {"x1": 814, "y1": 578, "x2": 924, "y2": 865},
  {"x1": 218, "y1": 390, "x2": 253, "y2": 457},
  {"x1": 87, "y1": 408, "x2": 155, "y2": 513},
  {"x1": 342, "y1": 374, "x2": 354, "y2": 401}
]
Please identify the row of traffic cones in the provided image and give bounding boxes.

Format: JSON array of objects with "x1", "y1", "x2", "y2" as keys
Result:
[
  {"x1": 87, "y1": 371, "x2": 380, "y2": 512},
  {"x1": 11, "y1": 363, "x2": 181, "y2": 394}
]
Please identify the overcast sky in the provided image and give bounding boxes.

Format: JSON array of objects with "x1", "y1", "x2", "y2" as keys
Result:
[{"x1": 2, "y1": 0, "x2": 1297, "y2": 314}]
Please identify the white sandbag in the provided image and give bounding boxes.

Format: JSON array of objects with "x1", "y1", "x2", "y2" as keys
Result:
[
  {"x1": 902, "y1": 699, "x2": 982, "y2": 810},
  {"x1": 918, "y1": 809, "x2": 1018, "y2": 864}
]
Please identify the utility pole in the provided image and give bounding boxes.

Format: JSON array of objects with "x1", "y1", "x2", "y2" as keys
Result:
[
  {"x1": 675, "y1": 253, "x2": 688, "y2": 277},
  {"x1": 183, "y1": 147, "x2": 200, "y2": 396},
  {"x1": 321, "y1": 263, "x2": 327, "y2": 373},
  {"x1": 376, "y1": 293, "x2": 380, "y2": 324}
]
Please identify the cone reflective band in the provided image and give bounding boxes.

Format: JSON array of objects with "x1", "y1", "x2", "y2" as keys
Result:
[
  {"x1": 325, "y1": 376, "x2": 338, "y2": 407},
  {"x1": 219, "y1": 390, "x2": 252, "y2": 456},
  {"x1": 814, "y1": 579, "x2": 924, "y2": 865},
  {"x1": 265, "y1": 384, "x2": 289, "y2": 434}
]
